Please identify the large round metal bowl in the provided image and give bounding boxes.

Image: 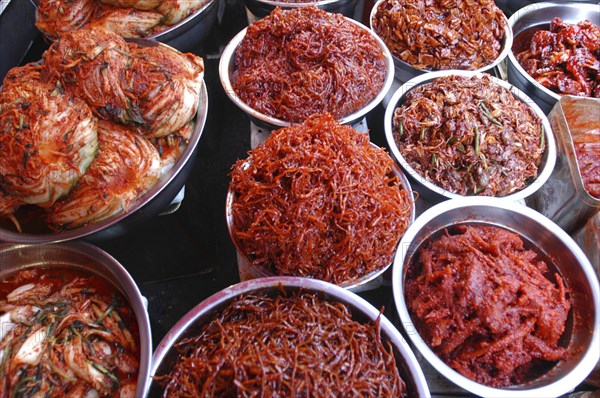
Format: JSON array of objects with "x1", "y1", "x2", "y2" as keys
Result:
[
  {"x1": 243, "y1": 0, "x2": 359, "y2": 20},
  {"x1": 148, "y1": 0, "x2": 219, "y2": 52},
  {"x1": 369, "y1": 0, "x2": 513, "y2": 84},
  {"x1": 225, "y1": 147, "x2": 416, "y2": 292},
  {"x1": 0, "y1": 41, "x2": 209, "y2": 244},
  {"x1": 383, "y1": 70, "x2": 556, "y2": 204},
  {"x1": 507, "y1": 2, "x2": 600, "y2": 114},
  {"x1": 148, "y1": 276, "x2": 430, "y2": 397},
  {"x1": 392, "y1": 197, "x2": 600, "y2": 398},
  {"x1": 0, "y1": 242, "x2": 153, "y2": 397},
  {"x1": 218, "y1": 16, "x2": 395, "y2": 131},
  {"x1": 35, "y1": 0, "x2": 219, "y2": 53}
]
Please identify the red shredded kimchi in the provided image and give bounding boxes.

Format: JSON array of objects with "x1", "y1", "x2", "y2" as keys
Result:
[{"x1": 229, "y1": 113, "x2": 412, "y2": 285}]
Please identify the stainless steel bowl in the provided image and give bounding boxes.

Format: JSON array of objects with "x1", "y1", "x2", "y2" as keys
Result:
[
  {"x1": 0, "y1": 41, "x2": 208, "y2": 244},
  {"x1": 0, "y1": 242, "x2": 153, "y2": 397},
  {"x1": 34, "y1": 0, "x2": 219, "y2": 53},
  {"x1": 392, "y1": 197, "x2": 600, "y2": 397},
  {"x1": 148, "y1": 0, "x2": 219, "y2": 52},
  {"x1": 225, "y1": 145, "x2": 415, "y2": 292},
  {"x1": 507, "y1": 2, "x2": 600, "y2": 114},
  {"x1": 218, "y1": 16, "x2": 395, "y2": 131},
  {"x1": 148, "y1": 276, "x2": 430, "y2": 397},
  {"x1": 369, "y1": 0, "x2": 513, "y2": 84},
  {"x1": 243, "y1": 0, "x2": 359, "y2": 21},
  {"x1": 383, "y1": 70, "x2": 556, "y2": 204}
]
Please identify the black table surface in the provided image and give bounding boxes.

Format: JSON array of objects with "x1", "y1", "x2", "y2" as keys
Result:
[{"x1": 1, "y1": 1, "x2": 596, "y2": 396}]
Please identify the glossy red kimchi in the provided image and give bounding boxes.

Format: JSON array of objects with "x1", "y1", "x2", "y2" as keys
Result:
[
  {"x1": 405, "y1": 224, "x2": 571, "y2": 387},
  {"x1": 232, "y1": 6, "x2": 387, "y2": 123},
  {"x1": 517, "y1": 18, "x2": 600, "y2": 98},
  {"x1": 229, "y1": 113, "x2": 413, "y2": 285}
]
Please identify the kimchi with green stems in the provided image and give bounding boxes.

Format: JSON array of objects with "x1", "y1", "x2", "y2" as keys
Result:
[
  {"x1": 0, "y1": 268, "x2": 140, "y2": 398},
  {"x1": 392, "y1": 74, "x2": 545, "y2": 196}
]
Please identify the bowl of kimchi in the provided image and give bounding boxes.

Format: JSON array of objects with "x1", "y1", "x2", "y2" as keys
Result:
[
  {"x1": 219, "y1": 6, "x2": 395, "y2": 131},
  {"x1": 0, "y1": 241, "x2": 152, "y2": 397},
  {"x1": 148, "y1": 276, "x2": 430, "y2": 397},
  {"x1": 225, "y1": 113, "x2": 415, "y2": 292},
  {"x1": 370, "y1": 0, "x2": 513, "y2": 84},
  {"x1": 35, "y1": 0, "x2": 218, "y2": 52},
  {"x1": 383, "y1": 70, "x2": 556, "y2": 204},
  {"x1": 506, "y1": 2, "x2": 600, "y2": 114},
  {"x1": 392, "y1": 197, "x2": 600, "y2": 397},
  {"x1": 0, "y1": 29, "x2": 208, "y2": 243}
]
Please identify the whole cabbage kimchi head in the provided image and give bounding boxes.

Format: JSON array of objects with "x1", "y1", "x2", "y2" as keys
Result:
[{"x1": 0, "y1": 64, "x2": 98, "y2": 215}]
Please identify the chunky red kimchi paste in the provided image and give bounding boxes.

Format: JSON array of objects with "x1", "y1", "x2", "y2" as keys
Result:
[
  {"x1": 405, "y1": 224, "x2": 571, "y2": 387},
  {"x1": 517, "y1": 18, "x2": 600, "y2": 98}
]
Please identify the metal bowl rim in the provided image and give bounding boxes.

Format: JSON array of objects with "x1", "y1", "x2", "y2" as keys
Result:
[
  {"x1": 225, "y1": 142, "x2": 416, "y2": 289},
  {"x1": 383, "y1": 69, "x2": 557, "y2": 201},
  {"x1": 34, "y1": 0, "x2": 216, "y2": 42},
  {"x1": 391, "y1": 197, "x2": 600, "y2": 398},
  {"x1": 369, "y1": 0, "x2": 514, "y2": 76},
  {"x1": 506, "y1": 1, "x2": 600, "y2": 102},
  {"x1": 0, "y1": 241, "x2": 153, "y2": 397},
  {"x1": 218, "y1": 16, "x2": 395, "y2": 129},
  {"x1": 0, "y1": 44, "x2": 208, "y2": 243},
  {"x1": 150, "y1": 276, "x2": 430, "y2": 396},
  {"x1": 246, "y1": 0, "x2": 353, "y2": 6},
  {"x1": 146, "y1": 0, "x2": 216, "y2": 41}
]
